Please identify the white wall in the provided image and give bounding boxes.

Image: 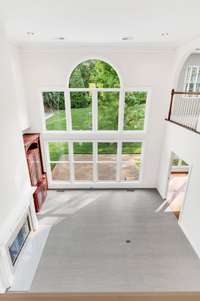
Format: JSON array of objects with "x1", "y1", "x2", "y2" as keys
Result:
[
  {"x1": 158, "y1": 122, "x2": 200, "y2": 257},
  {"x1": 20, "y1": 46, "x2": 176, "y2": 188},
  {"x1": 158, "y1": 38, "x2": 200, "y2": 258},
  {"x1": 0, "y1": 23, "x2": 32, "y2": 292},
  {"x1": 10, "y1": 45, "x2": 30, "y2": 130}
]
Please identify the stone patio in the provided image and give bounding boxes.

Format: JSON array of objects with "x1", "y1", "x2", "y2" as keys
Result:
[{"x1": 51, "y1": 155, "x2": 140, "y2": 181}]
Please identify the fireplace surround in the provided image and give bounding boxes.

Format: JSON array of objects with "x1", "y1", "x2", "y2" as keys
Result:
[
  {"x1": 8, "y1": 215, "x2": 31, "y2": 266},
  {"x1": 5, "y1": 205, "x2": 36, "y2": 273},
  {"x1": 0, "y1": 190, "x2": 38, "y2": 293}
]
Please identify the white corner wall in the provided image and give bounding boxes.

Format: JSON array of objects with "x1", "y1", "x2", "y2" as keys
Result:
[
  {"x1": 158, "y1": 121, "x2": 200, "y2": 257},
  {"x1": 20, "y1": 46, "x2": 176, "y2": 188},
  {"x1": 0, "y1": 23, "x2": 32, "y2": 292},
  {"x1": 158, "y1": 37, "x2": 200, "y2": 258},
  {"x1": 10, "y1": 45, "x2": 30, "y2": 131}
]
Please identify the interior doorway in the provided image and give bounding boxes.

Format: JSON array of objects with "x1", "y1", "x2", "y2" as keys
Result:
[{"x1": 165, "y1": 152, "x2": 190, "y2": 219}]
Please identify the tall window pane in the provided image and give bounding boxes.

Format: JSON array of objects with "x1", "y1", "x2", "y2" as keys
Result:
[
  {"x1": 48, "y1": 142, "x2": 70, "y2": 181},
  {"x1": 51, "y1": 163, "x2": 70, "y2": 181},
  {"x1": 73, "y1": 142, "x2": 93, "y2": 181},
  {"x1": 191, "y1": 67, "x2": 197, "y2": 83},
  {"x1": 73, "y1": 142, "x2": 93, "y2": 161},
  {"x1": 97, "y1": 142, "x2": 117, "y2": 181},
  {"x1": 43, "y1": 92, "x2": 66, "y2": 131},
  {"x1": 120, "y1": 142, "x2": 142, "y2": 181},
  {"x1": 98, "y1": 163, "x2": 116, "y2": 181},
  {"x1": 98, "y1": 92, "x2": 119, "y2": 130},
  {"x1": 71, "y1": 92, "x2": 92, "y2": 130},
  {"x1": 98, "y1": 143, "x2": 117, "y2": 161},
  {"x1": 48, "y1": 142, "x2": 69, "y2": 161},
  {"x1": 124, "y1": 92, "x2": 147, "y2": 130},
  {"x1": 74, "y1": 163, "x2": 93, "y2": 181},
  {"x1": 185, "y1": 66, "x2": 191, "y2": 82}
]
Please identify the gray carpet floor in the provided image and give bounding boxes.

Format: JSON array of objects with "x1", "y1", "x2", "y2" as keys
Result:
[{"x1": 31, "y1": 189, "x2": 200, "y2": 292}]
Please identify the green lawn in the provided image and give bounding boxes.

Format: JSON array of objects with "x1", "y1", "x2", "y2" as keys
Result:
[
  {"x1": 46, "y1": 111, "x2": 66, "y2": 131},
  {"x1": 49, "y1": 141, "x2": 142, "y2": 162},
  {"x1": 71, "y1": 107, "x2": 92, "y2": 130},
  {"x1": 46, "y1": 104, "x2": 144, "y2": 158},
  {"x1": 49, "y1": 142, "x2": 68, "y2": 161},
  {"x1": 46, "y1": 104, "x2": 145, "y2": 131},
  {"x1": 46, "y1": 108, "x2": 92, "y2": 131}
]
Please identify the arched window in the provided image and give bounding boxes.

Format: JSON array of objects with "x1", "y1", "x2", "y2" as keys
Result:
[
  {"x1": 69, "y1": 59, "x2": 120, "y2": 88},
  {"x1": 68, "y1": 59, "x2": 121, "y2": 131},
  {"x1": 41, "y1": 58, "x2": 148, "y2": 187}
]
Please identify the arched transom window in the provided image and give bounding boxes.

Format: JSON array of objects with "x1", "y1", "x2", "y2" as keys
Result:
[{"x1": 69, "y1": 59, "x2": 120, "y2": 88}]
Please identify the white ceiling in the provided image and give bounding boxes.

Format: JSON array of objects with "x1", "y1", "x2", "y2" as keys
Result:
[{"x1": 1, "y1": 0, "x2": 200, "y2": 48}]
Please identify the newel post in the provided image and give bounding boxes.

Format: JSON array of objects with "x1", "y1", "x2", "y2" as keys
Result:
[{"x1": 168, "y1": 89, "x2": 175, "y2": 120}]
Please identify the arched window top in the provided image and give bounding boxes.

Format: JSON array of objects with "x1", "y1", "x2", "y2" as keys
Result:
[{"x1": 69, "y1": 59, "x2": 120, "y2": 88}]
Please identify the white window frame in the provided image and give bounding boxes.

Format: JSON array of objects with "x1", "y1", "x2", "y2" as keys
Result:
[
  {"x1": 44, "y1": 139, "x2": 144, "y2": 188},
  {"x1": 40, "y1": 86, "x2": 150, "y2": 188},
  {"x1": 171, "y1": 158, "x2": 189, "y2": 173},
  {"x1": 184, "y1": 65, "x2": 200, "y2": 93}
]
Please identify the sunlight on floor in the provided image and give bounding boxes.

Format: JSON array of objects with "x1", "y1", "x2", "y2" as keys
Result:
[
  {"x1": 38, "y1": 190, "x2": 108, "y2": 227},
  {"x1": 166, "y1": 174, "x2": 188, "y2": 215},
  {"x1": 10, "y1": 189, "x2": 110, "y2": 291}
]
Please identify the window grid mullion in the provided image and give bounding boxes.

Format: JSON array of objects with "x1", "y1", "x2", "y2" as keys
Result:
[
  {"x1": 45, "y1": 141, "x2": 53, "y2": 183},
  {"x1": 69, "y1": 141, "x2": 74, "y2": 181},
  {"x1": 185, "y1": 66, "x2": 192, "y2": 92},
  {"x1": 118, "y1": 89, "x2": 125, "y2": 131},
  {"x1": 93, "y1": 141, "x2": 97, "y2": 182},
  {"x1": 92, "y1": 89, "x2": 98, "y2": 131},
  {"x1": 194, "y1": 66, "x2": 199, "y2": 92},
  {"x1": 197, "y1": 67, "x2": 200, "y2": 91},
  {"x1": 189, "y1": 67, "x2": 193, "y2": 91},
  {"x1": 65, "y1": 90, "x2": 72, "y2": 131},
  {"x1": 116, "y1": 141, "x2": 122, "y2": 181}
]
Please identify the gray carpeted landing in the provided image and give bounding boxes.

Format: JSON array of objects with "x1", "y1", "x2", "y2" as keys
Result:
[{"x1": 31, "y1": 189, "x2": 200, "y2": 292}]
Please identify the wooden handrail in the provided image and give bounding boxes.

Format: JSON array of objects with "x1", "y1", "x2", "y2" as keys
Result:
[
  {"x1": 171, "y1": 91, "x2": 200, "y2": 96},
  {"x1": 2, "y1": 293, "x2": 200, "y2": 301},
  {"x1": 165, "y1": 119, "x2": 200, "y2": 135}
]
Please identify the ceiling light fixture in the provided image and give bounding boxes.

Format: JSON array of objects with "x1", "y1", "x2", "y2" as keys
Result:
[
  {"x1": 26, "y1": 31, "x2": 35, "y2": 36},
  {"x1": 122, "y1": 36, "x2": 134, "y2": 41},
  {"x1": 161, "y1": 32, "x2": 169, "y2": 36},
  {"x1": 56, "y1": 37, "x2": 65, "y2": 40}
]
